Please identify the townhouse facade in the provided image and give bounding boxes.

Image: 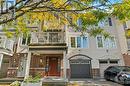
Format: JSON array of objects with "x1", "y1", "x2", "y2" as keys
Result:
[
  {"x1": 0, "y1": 27, "x2": 14, "y2": 78},
  {"x1": 119, "y1": 20, "x2": 130, "y2": 66},
  {"x1": 0, "y1": 17, "x2": 129, "y2": 79}
]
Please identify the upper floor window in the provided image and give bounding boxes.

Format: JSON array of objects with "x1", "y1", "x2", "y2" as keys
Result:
[
  {"x1": 0, "y1": 36, "x2": 5, "y2": 47},
  {"x1": 71, "y1": 37, "x2": 76, "y2": 48},
  {"x1": 98, "y1": 17, "x2": 112, "y2": 27},
  {"x1": 6, "y1": 0, "x2": 15, "y2": 7},
  {"x1": 96, "y1": 36, "x2": 116, "y2": 48},
  {"x1": 0, "y1": 37, "x2": 2, "y2": 45},
  {"x1": 108, "y1": 17, "x2": 112, "y2": 26},
  {"x1": 70, "y1": 36, "x2": 89, "y2": 48},
  {"x1": 110, "y1": 37, "x2": 116, "y2": 48},
  {"x1": 123, "y1": 21, "x2": 127, "y2": 29},
  {"x1": 104, "y1": 37, "x2": 116, "y2": 48},
  {"x1": 22, "y1": 34, "x2": 31, "y2": 45},
  {"x1": 96, "y1": 36, "x2": 103, "y2": 48},
  {"x1": 5, "y1": 38, "x2": 14, "y2": 51},
  {"x1": 77, "y1": 18, "x2": 82, "y2": 27},
  {"x1": 126, "y1": 38, "x2": 130, "y2": 50}
]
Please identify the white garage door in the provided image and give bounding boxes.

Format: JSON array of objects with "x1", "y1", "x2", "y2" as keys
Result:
[{"x1": 99, "y1": 60, "x2": 119, "y2": 78}]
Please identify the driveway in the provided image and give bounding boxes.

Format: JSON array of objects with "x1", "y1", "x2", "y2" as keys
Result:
[{"x1": 69, "y1": 79, "x2": 124, "y2": 86}]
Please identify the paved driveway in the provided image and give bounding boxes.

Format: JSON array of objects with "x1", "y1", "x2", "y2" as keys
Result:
[{"x1": 69, "y1": 79, "x2": 124, "y2": 86}]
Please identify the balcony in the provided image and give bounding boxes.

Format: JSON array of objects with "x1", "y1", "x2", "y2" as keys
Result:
[
  {"x1": 29, "y1": 31, "x2": 67, "y2": 51},
  {"x1": 30, "y1": 31, "x2": 65, "y2": 44},
  {"x1": 0, "y1": 37, "x2": 14, "y2": 55}
]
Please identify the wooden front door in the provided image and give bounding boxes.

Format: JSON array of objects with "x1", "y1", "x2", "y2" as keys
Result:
[{"x1": 48, "y1": 57, "x2": 60, "y2": 76}]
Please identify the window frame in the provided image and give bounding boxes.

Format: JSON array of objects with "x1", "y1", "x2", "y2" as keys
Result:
[
  {"x1": 108, "y1": 17, "x2": 112, "y2": 26},
  {"x1": 104, "y1": 36, "x2": 117, "y2": 49},
  {"x1": 96, "y1": 35, "x2": 104, "y2": 48},
  {"x1": 96, "y1": 35, "x2": 116, "y2": 49},
  {"x1": 0, "y1": 36, "x2": 3, "y2": 46},
  {"x1": 123, "y1": 21, "x2": 127, "y2": 29},
  {"x1": 0, "y1": 36, "x2": 6, "y2": 48},
  {"x1": 70, "y1": 35, "x2": 89, "y2": 49},
  {"x1": 21, "y1": 33, "x2": 31, "y2": 46}
]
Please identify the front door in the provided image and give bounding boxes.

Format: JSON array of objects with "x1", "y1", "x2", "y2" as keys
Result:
[{"x1": 48, "y1": 57, "x2": 60, "y2": 76}]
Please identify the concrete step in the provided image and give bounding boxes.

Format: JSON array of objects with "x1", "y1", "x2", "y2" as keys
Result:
[{"x1": 0, "y1": 78, "x2": 23, "y2": 84}]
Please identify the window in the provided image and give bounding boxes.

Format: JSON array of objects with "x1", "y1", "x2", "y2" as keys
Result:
[
  {"x1": 83, "y1": 37, "x2": 88, "y2": 48},
  {"x1": 22, "y1": 34, "x2": 31, "y2": 45},
  {"x1": 123, "y1": 21, "x2": 127, "y2": 29},
  {"x1": 0, "y1": 36, "x2": 5, "y2": 48},
  {"x1": 127, "y1": 38, "x2": 130, "y2": 50},
  {"x1": 70, "y1": 36, "x2": 88, "y2": 48},
  {"x1": 108, "y1": 17, "x2": 112, "y2": 26},
  {"x1": 7, "y1": 1, "x2": 14, "y2": 7},
  {"x1": 110, "y1": 67, "x2": 120, "y2": 73},
  {"x1": 110, "y1": 60, "x2": 118, "y2": 64},
  {"x1": 96, "y1": 36, "x2": 116, "y2": 48},
  {"x1": 98, "y1": 17, "x2": 112, "y2": 27},
  {"x1": 104, "y1": 38, "x2": 109, "y2": 48},
  {"x1": 104, "y1": 37, "x2": 116, "y2": 48},
  {"x1": 0, "y1": 37, "x2": 2, "y2": 45},
  {"x1": 96, "y1": 36, "x2": 103, "y2": 48},
  {"x1": 110, "y1": 37, "x2": 116, "y2": 48},
  {"x1": 5, "y1": 39, "x2": 14, "y2": 51},
  {"x1": 77, "y1": 18, "x2": 82, "y2": 27},
  {"x1": 3, "y1": 58, "x2": 9, "y2": 63},
  {"x1": 77, "y1": 37, "x2": 81, "y2": 48},
  {"x1": 71, "y1": 37, "x2": 76, "y2": 48},
  {"x1": 99, "y1": 60, "x2": 108, "y2": 64},
  {"x1": 39, "y1": 58, "x2": 45, "y2": 67},
  {"x1": 98, "y1": 19, "x2": 108, "y2": 27}
]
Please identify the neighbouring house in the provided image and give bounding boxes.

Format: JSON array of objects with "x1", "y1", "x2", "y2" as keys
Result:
[
  {"x1": 0, "y1": 17, "x2": 126, "y2": 80},
  {"x1": 0, "y1": 27, "x2": 14, "y2": 78},
  {"x1": 118, "y1": 20, "x2": 130, "y2": 66}
]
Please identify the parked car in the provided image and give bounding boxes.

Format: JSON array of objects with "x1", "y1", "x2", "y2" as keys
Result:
[{"x1": 104, "y1": 66, "x2": 130, "y2": 85}]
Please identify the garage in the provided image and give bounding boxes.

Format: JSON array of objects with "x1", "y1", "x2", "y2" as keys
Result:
[
  {"x1": 99, "y1": 60, "x2": 119, "y2": 78},
  {"x1": 69, "y1": 54, "x2": 92, "y2": 78}
]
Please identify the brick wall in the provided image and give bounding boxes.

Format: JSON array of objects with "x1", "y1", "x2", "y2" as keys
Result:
[
  {"x1": 92, "y1": 68, "x2": 100, "y2": 78},
  {"x1": 123, "y1": 54, "x2": 130, "y2": 66}
]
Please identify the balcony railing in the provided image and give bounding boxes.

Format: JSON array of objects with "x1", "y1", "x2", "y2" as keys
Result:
[
  {"x1": 0, "y1": 38, "x2": 14, "y2": 52},
  {"x1": 31, "y1": 32, "x2": 65, "y2": 44}
]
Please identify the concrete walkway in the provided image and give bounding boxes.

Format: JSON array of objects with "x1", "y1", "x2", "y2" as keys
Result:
[
  {"x1": 69, "y1": 79, "x2": 123, "y2": 86},
  {"x1": 0, "y1": 78, "x2": 124, "y2": 86}
]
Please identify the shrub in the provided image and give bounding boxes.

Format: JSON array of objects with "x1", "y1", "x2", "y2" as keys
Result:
[
  {"x1": 24, "y1": 73, "x2": 41, "y2": 83},
  {"x1": 10, "y1": 81, "x2": 21, "y2": 86}
]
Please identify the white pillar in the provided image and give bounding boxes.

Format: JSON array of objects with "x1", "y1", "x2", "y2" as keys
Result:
[
  {"x1": 24, "y1": 52, "x2": 31, "y2": 79},
  {"x1": 63, "y1": 51, "x2": 67, "y2": 79},
  {"x1": 0, "y1": 54, "x2": 3, "y2": 69}
]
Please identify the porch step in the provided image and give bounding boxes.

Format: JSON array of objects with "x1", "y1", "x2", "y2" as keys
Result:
[{"x1": 0, "y1": 78, "x2": 23, "y2": 84}]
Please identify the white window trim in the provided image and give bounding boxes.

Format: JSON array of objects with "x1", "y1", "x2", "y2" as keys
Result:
[
  {"x1": 96, "y1": 35, "x2": 117, "y2": 49},
  {"x1": 96, "y1": 35, "x2": 104, "y2": 49},
  {"x1": 0, "y1": 36, "x2": 6, "y2": 48},
  {"x1": 20, "y1": 34, "x2": 31, "y2": 46},
  {"x1": 69, "y1": 35, "x2": 89, "y2": 49},
  {"x1": 108, "y1": 36, "x2": 117, "y2": 49}
]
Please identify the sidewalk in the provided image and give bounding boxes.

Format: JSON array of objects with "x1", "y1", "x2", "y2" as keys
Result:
[
  {"x1": 68, "y1": 79, "x2": 123, "y2": 86},
  {"x1": 69, "y1": 81, "x2": 111, "y2": 86}
]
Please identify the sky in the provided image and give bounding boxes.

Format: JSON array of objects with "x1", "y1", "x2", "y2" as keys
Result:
[{"x1": 108, "y1": 0, "x2": 121, "y2": 3}]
